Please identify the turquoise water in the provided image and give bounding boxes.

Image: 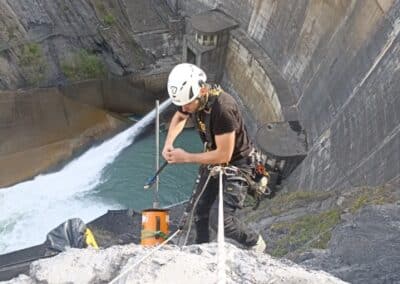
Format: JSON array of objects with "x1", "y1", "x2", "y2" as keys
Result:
[
  {"x1": 0, "y1": 103, "x2": 202, "y2": 254},
  {"x1": 93, "y1": 128, "x2": 202, "y2": 210}
]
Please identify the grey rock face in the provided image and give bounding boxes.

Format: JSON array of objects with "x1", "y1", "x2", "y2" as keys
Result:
[
  {"x1": 0, "y1": 0, "x2": 181, "y2": 89},
  {"x1": 300, "y1": 204, "x2": 400, "y2": 284},
  {"x1": 4, "y1": 243, "x2": 347, "y2": 284},
  {"x1": 240, "y1": 185, "x2": 400, "y2": 283}
]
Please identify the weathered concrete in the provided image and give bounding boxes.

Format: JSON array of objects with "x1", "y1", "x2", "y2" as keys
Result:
[
  {"x1": 179, "y1": 0, "x2": 400, "y2": 191},
  {"x1": 0, "y1": 87, "x2": 129, "y2": 188},
  {"x1": 59, "y1": 70, "x2": 172, "y2": 115},
  {"x1": 173, "y1": 5, "x2": 400, "y2": 281},
  {"x1": 0, "y1": 67, "x2": 174, "y2": 188}
]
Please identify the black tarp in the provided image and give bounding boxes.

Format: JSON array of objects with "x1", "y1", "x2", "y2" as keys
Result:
[{"x1": 45, "y1": 218, "x2": 87, "y2": 252}]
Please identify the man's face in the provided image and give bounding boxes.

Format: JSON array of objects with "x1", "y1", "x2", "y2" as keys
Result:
[{"x1": 181, "y1": 97, "x2": 200, "y2": 113}]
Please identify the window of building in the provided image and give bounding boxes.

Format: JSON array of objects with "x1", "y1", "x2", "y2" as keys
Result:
[{"x1": 195, "y1": 33, "x2": 218, "y2": 46}]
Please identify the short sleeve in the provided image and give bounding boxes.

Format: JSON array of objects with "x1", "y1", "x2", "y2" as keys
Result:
[{"x1": 212, "y1": 102, "x2": 238, "y2": 135}]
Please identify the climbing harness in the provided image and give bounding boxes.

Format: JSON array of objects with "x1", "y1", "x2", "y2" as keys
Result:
[
  {"x1": 232, "y1": 149, "x2": 272, "y2": 210},
  {"x1": 193, "y1": 85, "x2": 222, "y2": 151},
  {"x1": 192, "y1": 86, "x2": 272, "y2": 209}
]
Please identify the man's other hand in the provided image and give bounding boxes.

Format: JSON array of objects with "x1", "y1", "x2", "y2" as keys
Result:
[
  {"x1": 162, "y1": 145, "x2": 174, "y2": 161},
  {"x1": 166, "y1": 148, "x2": 189, "y2": 164}
]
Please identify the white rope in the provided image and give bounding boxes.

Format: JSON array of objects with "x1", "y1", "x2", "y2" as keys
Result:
[
  {"x1": 182, "y1": 171, "x2": 213, "y2": 246},
  {"x1": 108, "y1": 229, "x2": 181, "y2": 284},
  {"x1": 217, "y1": 167, "x2": 226, "y2": 284},
  {"x1": 109, "y1": 165, "x2": 232, "y2": 284}
]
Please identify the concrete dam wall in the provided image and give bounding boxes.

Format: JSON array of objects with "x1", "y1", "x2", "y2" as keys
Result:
[
  {"x1": 0, "y1": 72, "x2": 170, "y2": 188},
  {"x1": 179, "y1": 0, "x2": 400, "y2": 191}
]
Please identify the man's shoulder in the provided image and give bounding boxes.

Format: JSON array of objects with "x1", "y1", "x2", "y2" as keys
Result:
[{"x1": 214, "y1": 91, "x2": 237, "y2": 109}]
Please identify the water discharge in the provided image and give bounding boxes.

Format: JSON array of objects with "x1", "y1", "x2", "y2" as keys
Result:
[{"x1": 0, "y1": 99, "x2": 194, "y2": 254}]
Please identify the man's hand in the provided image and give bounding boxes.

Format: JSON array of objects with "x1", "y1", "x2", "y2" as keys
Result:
[
  {"x1": 166, "y1": 148, "x2": 190, "y2": 164},
  {"x1": 162, "y1": 145, "x2": 174, "y2": 161}
]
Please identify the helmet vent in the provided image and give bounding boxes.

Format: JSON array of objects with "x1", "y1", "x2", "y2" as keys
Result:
[
  {"x1": 189, "y1": 86, "x2": 194, "y2": 100},
  {"x1": 180, "y1": 81, "x2": 187, "y2": 90}
]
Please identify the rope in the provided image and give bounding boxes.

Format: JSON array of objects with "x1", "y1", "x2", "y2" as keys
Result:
[
  {"x1": 108, "y1": 229, "x2": 181, "y2": 284},
  {"x1": 140, "y1": 230, "x2": 168, "y2": 240},
  {"x1": 108, "y1": 165, "x2": 235, "y2": 284},
  {"x1": 181, "y1": 165, "x2": 236, "y2": 246},
  {"x1": 182, "y1": 171, "x2": 213, "y2": 246},
  {"x1": 217, "y1": 167, "x2": 227, "y2": 284}
]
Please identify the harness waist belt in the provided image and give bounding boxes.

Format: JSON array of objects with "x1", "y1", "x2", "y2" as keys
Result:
[{"x1": 231, "y1": 148, "x2": 256, "y2": 167}]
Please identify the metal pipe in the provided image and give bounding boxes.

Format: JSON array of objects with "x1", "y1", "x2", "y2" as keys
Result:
[{"x1": 153, "y1": 100, "x2": 160, "y2": 208}]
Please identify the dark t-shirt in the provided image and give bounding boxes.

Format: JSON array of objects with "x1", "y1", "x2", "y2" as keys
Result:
[{"x1": 179, "y1": 92, "x2": 252, "y2": 162}]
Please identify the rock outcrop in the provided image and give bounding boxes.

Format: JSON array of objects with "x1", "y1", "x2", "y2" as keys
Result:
[
  {"x1": 5, "y1": 243, "x2": 347, "y2": 284},
  {"x1": 0, "y1": 0, "x2": 181, "y2": 89},
  {"x1": 240, "y1": 184, "x2": 400, "y2": 283}
]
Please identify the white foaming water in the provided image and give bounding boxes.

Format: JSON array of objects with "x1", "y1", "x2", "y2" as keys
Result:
[{"x1": 0, "y1": 99, "x2": 172, "y2": 254}]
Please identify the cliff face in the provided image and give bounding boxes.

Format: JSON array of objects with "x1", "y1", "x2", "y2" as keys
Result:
[{"x1": 0, "y1": 0, "x2": 181, "y2": 89}]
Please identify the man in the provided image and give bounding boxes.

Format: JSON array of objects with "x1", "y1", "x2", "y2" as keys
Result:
[{"x1": 162, "y1": 63, "x2": 266, "y2": 253}]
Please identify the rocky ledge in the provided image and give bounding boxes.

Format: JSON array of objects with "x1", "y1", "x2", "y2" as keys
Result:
[{"x1": 5, "y1": 243, "x2": 346, "y2": 284}]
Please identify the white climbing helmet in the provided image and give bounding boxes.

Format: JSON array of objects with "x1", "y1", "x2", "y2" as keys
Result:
[{"x1": 167, "y1": 63, "x2": 207, "y2": 106}]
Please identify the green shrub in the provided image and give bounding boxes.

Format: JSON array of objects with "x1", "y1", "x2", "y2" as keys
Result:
[
  {"x1": 350, "y1": 185, "x2": 395, "y2": 213},
  {"x1": 20, "y1": 43, "x2": 41, "y2": 65},
  {"x1": 268, "y1": 191, "x2": 332, "y2": 216},
  {"x1": 104, "y1": 14, "x2": 116, "y2": 26},
  {"x1": 18, "y1": 43, "x2": 47, "y2": 86},
  {"x1": 61, "y1": 50, "x2": 106, "y2": 81}
]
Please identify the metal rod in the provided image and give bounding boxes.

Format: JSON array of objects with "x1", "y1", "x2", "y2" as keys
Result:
[
  {"x1": 217, "y1": 168, "x2": 226, "y2": 284},
  {"x1": 154, "y1": 100, "x2": 160, "y2": 208}
]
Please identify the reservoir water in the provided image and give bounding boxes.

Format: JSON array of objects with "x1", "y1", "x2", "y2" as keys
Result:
[{"x1": 0, "y1": 101, "x2": 201, "y2": 254}]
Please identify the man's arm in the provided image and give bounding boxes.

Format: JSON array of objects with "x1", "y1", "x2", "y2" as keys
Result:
[
  {"x1": 162, "y1": 111, "x2": 188, "y2": 160},
  {"x1": 165, "y1": 131, "x2": 235, "y2": 165}
]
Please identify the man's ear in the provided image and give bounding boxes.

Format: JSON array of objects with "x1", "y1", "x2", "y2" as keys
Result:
[{"x1": 200, "y1": 86, "x2": 208, "y2": 96}]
